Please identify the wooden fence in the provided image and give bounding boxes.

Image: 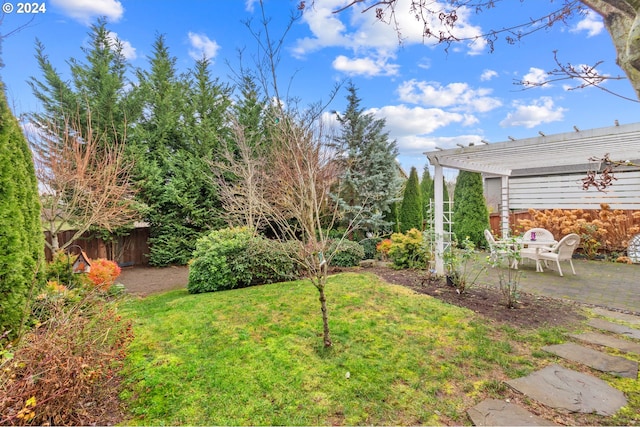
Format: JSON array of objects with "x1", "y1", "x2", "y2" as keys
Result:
[{"x1": 44, "y1": 227, "x2": 150, "y2": 267}]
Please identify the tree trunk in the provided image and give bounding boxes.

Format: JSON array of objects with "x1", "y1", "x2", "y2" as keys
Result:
[
  {"x1": 581, "y1": 0, "x2": 640, "y2": 99},
  {"x1": 316, "y1": 272, "x2": 332, "y2": 348}
]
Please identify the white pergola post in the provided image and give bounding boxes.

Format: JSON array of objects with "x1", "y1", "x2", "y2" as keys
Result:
[
  {"x1": 501, "y1": 175, "x2": 510, "y2": 238},
  {"x1": 434, "y1": 164, "x2": 444, "y2": 275}
]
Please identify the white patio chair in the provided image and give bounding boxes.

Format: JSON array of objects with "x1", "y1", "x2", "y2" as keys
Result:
[
  {"x1": 537, "y1": 233, "x2": 581, "y2": 276},
  {"x1": 484, "y1": 229, "x2": 517, "y2": 269}
]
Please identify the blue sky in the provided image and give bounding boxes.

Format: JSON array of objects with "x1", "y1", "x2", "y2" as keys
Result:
[{"x1": 2, "y1": 0, "x2": 640, "y2": 176}]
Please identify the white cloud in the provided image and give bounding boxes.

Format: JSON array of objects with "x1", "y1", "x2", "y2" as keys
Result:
[
  {"x1": 188, "y1": 32, "x2": 220, "y2": 61},
  {"x1": 293, "y1": 0, "x2": 486, "y2": 59},
  {"x1": 245, "y1": 0, "x2": 258, "y2": 13},
  {"x1": 397, "y1": 79, "x2": 502, "y2": 113},
  {"x1": 571, "y1": 10, "x2": 604, "y2": 37},
  {"x1": 522, "y1": 67, "x2": 549, "y2": 88},
  {"x1": 361, "y1": 104, "x2": 477, "y2": 155},
  {"x1": 500, "y1": 97, "x2": 566, "y2": 128},
  {"x1": 107, "y1": 32, "x2": 136, "y2": 60},
  {"x1": 51, "y1": 0, "x2": 124, "y2": 24},
  {"x1": 480, "y1": 69, "x2": 498, "y2": 81},
  {"x1": 332, "y1": 54, "x2": 399, "y2": 77}
]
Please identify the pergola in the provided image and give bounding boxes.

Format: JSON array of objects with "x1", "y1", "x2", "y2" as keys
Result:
[{"x1": 424, "y1": 121, "x2": 640, "y2": 275}]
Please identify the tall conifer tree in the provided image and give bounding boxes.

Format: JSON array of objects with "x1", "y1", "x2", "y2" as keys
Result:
[
  {"x1": 452, "y1": 170, "x2": 489, "y2": 247},
  {"x1": 399, "y1": 166, "x2": 423, "y2": 232},
  {"x1": 420, "y1": 167, "x2": 434, "y2": 227},
  {"x1": 0, "y1": 84, "x2": 44, "y2": 337},
  {"x1": 333, "y1": 83, "x2": 402, "y2": 233}
]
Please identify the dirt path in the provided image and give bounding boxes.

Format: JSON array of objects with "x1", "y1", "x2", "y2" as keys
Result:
[{"x1": 118, "y1": 265, "x2": 189, "y2": 296}]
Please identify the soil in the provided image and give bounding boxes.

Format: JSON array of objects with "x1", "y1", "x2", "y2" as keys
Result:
[
  {"x1": 360, "y1": 266, "x2": 586, "y2": 329},
  {"x1": 119, "y1": 264, "x2": 585, "y2": 329}
]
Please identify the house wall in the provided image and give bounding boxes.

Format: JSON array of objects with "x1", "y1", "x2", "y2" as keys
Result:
[{"x1": 485, "y1": 170, "x2": 640, "y2": 211}]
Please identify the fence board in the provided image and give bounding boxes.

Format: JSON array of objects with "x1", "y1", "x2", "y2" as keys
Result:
[{"x1": 44, "y1": 227, "x2": 150, "y2": 266}]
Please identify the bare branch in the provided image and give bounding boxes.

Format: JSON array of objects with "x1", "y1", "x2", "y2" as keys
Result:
[
  {"x1": 29, "y1": 107, "x2": 140, "y2": 251},
  {"x1": 514, "y1": 50, "x2": 639, "y2": 102}
]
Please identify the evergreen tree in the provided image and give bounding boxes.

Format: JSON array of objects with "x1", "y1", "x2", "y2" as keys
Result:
[
  {"x1": 232, "y1": 73, "x2": 265, "y2": 148},
  {"x1": 0, "y1": 85, "x2": 45, "y2": 337},
  {"x1": 333, "y1": 83, "x2": 402, "y2": 233},
  {"x1": 399, "y1": 166, "x2": 423, "y2": 232},
  {"x1": 28, "y1": 18, "x2": 135, "y2": 149},
  {"x1": 452, "y1": 170, "x2": 490, "y2": 247},
  {"x1": 420, "y1": 167, "x2": 434, "y2": 226},
  {"x1": 130, "y1": 38, "x2": 231, "y2": 265}
]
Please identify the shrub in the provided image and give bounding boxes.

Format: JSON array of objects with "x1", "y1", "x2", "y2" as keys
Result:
[
  {"x1": 388, "y1": 229, "x2": 429, "y2": 269},
  {"x1": 188, "y1": 227, "x2": 253, "y2": 293},
  {"x1": 0, "y1": 291, "x2": 133, "y2": 425},
  {"x1": 518, "y1": 204, "x2": 640, "y2": 253},
  {"x1": 452, "y1": 171, "x2": 490, "y2": 248},
  {"x1": 358, "y1": 237, "x2": 381, "y2": 260},
  {"x1": 328, "y1": 240, "x2": 365, "y2": 267},
  {"x1": 0, "y1": 87, "x2": 45, "y2": 338},
  {"x1": 87, "y1": 259, "x2": 122, "y2": 291},
  {"x1": 244, "y1": 238, "x2": 299, "y2": 286},
  {"x1": 188, "y1": 227, "x2": 299, "y2": 294},
  {"x1": 45, "y1": 251, "x2": 87, "y2": 289},
  {"x1": 399, "y1": 167, "x2": 423, "y2": 232},
  {"x1": 376, "y1": 239, "x2": 392, "y2": 261}
]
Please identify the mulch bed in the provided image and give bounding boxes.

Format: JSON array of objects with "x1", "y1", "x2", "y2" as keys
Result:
[{"x1": 352, "y1": 266, "x2": 587, "y2": 329}]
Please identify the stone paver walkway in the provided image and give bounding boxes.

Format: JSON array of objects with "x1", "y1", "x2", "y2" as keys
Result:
[
  {"x1": 467, "y1": 308, "x2": 639, "y2": 425},
  {"x1": 542, "y1": 342, "x2": 638, "y2": 378}
]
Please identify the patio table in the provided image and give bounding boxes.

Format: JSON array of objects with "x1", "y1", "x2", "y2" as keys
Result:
[{"x1": 517, "y1": 238, "x2": 557, "y2": 272}]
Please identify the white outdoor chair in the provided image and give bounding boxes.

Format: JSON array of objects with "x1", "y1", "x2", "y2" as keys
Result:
[
  {"x1": 484, "y1": 229, "x2": 517, "y2": 269},
  {"x1": 537, "y1": 233, "x2": 581, "y2": 276}
]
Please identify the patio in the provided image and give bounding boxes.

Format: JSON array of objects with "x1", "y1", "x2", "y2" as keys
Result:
[{"x1": 480, "y1": 257, "x2": 640, "y2": 314}]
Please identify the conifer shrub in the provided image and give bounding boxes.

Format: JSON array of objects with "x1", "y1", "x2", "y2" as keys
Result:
[
  {"x1": 399, "y1": 167, "x2": 423, "y2": 232},
  {"x1": 187, "y1": 227, "x2": 299, "y2": 293},
  {"x1": 452, "y1": 171, "x2": 489, "y2": 248},
  {"x1": 0, "y1": 86, "x2": 45, "y2": 338},
  {"x1": 388, "y1": 229, "x2": 429, "y2": 269},
  {"x1": 328, "y1": 240, "x2": 365, "y2": 267}
]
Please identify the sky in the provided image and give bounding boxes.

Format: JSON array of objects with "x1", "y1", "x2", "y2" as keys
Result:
[{"x1": 2, "y1": 0, "x2": 640, "y2": 177}]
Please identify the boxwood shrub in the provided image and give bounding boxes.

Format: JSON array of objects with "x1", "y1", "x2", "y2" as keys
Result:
[{"x1": 187, "y1": 227, "x2": 299, "y2": 294}]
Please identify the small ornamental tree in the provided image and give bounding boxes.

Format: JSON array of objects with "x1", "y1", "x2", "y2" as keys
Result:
[
  {"x1": 452, "y1": 170, "x2": 490, "y2": 248},
  {"x1": 399, "y1": 166, "x2": 423, "y2": 232},
  {"x1": 0, "y1": 85, "x2": 45, "y2": 337}
]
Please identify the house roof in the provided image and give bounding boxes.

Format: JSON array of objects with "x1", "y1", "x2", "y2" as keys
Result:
[{"x1": 424, "y1": 122, "x2": 640, "y2": 177}]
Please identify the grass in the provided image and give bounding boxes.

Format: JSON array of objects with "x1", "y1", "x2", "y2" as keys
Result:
[
  {"x1": 119, "y1": 272, "x2": 640, "y2": 426},
  {"x1": 119, "y1": 272, "x2": 570, "y2": 425}
]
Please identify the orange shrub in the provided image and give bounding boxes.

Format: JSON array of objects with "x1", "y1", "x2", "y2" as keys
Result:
[
  {"x1": 518, "y1": 204, "x2": 640, "y2": 253},
  {"x1": 376, "y1": 239, "x2": 393, "y2": 260},
  {"x1": 86, "y1": 259, "x2": 121, "y2": 291}
]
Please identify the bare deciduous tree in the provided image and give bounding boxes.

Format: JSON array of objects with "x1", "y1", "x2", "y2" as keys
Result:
[
  {"x1": 30, "y1": 110, "x2": 139, "y2": 252},
  {"x1": 216, "y1": 111, "x2": 366, "y2": 348},
  {"x1": 213, "y1": 117, "x2": 268, "y2": 232}
]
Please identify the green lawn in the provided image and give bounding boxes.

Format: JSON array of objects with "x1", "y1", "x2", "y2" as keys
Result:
[{"x1": 119, "y1": 272, "x2": 577, "y2": 425}]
